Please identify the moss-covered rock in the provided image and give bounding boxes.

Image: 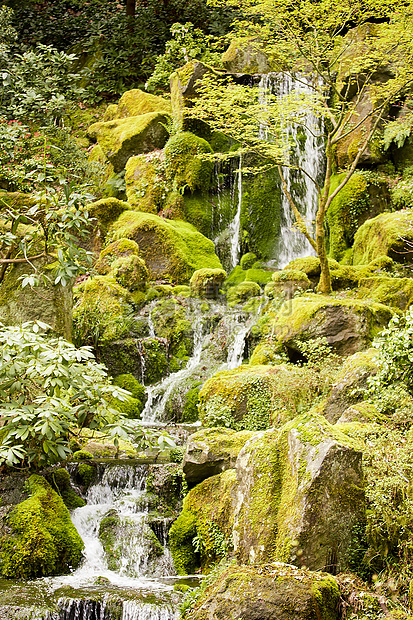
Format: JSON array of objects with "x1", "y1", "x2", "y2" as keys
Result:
[
  {"x1": 352, "y1": 209, "x2": 413, "y2": 265},
  {"x1": 110, "y1": 210, "x2": 222, "y2": 283},
  {"x1": 356, "y1": 275, "x2": 413, "y2": 310},
  {"x1": 326, "y1": 172, "x2": 390, "y2": 261},
  {"x1": 284, "y1": 256, "x2": 321, "y2": 278},
  {"x1": 95, "y1": 238, "x2": 141, "y2": 275},
  {"x1": 323, "y1": 349, "x2": 378, "y2": 423},
  {"x1": 170, "y1": 469, "x2": 237, "y2": 573},
  {"x1": 164, "y1": 132, "x2": 214, "y2": 194},
  {"x1": 88, "y1": 198, "x2": 130, "y2": 237},
  {"x1": 199, "y1": 364, "x2": 327, "y2": 431},
  {"x1": 111, "y1": 254, "x2": 149, "y2": 292},
  {"x1": 183, "y1": 427, "x2": 254, "y2": 486},
  {"x1": 266, "y1": 270, "x2": 311, "y2": 299},
  {"x1": 267, "y1": 294, "x2": 392, "y2": 358},
  {"x1": 124, "y1": 152, "x2": 169, "y2": 214},
  {"x1": 170, "y1": 61, "x2": 211, "y2": 123},
  {"x1": 189, "y1": 268, "x2": 227, "y2": 298},
  {"x1": 240, "y1": 252, "x2": 257, "y2": 270},
  {"x1": 47, "y1": 468, "x2": 85, "y2": 510},
  {"x1": 88, "y1": 112, "x2": 171, "y2": 172},
  {"x1": 222, "y1": 37, "x2": 275, "y2": 73},
  {"x1": 185, "y1": 562, "x2": 340, "y2": 620},
  {"x1": 73, "y1": 275, "x2": 134, "y2": 345},
  {"x1": 0, "y1": 475, "x2": 83, "y2": 578},
  {"x1": 233, "y1": 411, "x2": 365, "y2": 572},
  {"x1": 0, "y1": 256, "x2": 73, "y2": 339},
  {"x1": 227, "y1": 280, "x2": 261, "y2": 306},
  {"x1": 113, "y1": 373, "x2": 145, "y2": 401},
  {"x1": 146, "y1": 463, "x2": 184, "y2": 515},
  {"x1": 109, "y1": 89, "x2": 171, "y2": 120}
]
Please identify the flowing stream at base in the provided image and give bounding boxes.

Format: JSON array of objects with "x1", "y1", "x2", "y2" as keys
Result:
[{"x1": 0, "y1": 463, "x2": 185, "y2": 620}]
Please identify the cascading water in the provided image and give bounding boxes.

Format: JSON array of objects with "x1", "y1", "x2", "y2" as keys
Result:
[
  {"x1": 228, "y1": 154, "x2": 243, "y2": 269},
  {"x1": 259, "y1": 72, "x2": 324, "y2": 267}
]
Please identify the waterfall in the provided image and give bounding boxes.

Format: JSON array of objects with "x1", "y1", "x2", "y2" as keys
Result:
[
  {"x1": 259, "y1": 72, "x2": 324, "y2": 267},
  {"x1": 228, "y1": 154, "x2": 242, "y2": 269},
  {"x1": 141, "y1": 313, "x2": 206, "y2": 424}
]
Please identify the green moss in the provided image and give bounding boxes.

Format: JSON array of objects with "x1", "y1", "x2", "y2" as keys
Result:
[
  {"x1": 182, "y1": 385, "x2": 201, "y2": 423},
  {"x1": 77, "y1": 462, "x2": 96, "y2": 489},
  {"x1": 112, "y1": 89, "x2": 171, "y2": 119},
  {"x1": 226, "y1": 280, "x2": 261, "y2": 306},
  {"x1": 164, "y1": 132, "x2": 214, "y2": 194},
  {"x1": 106, "y1": 393, "x2": 143, "y2": 419},
  {"x1": 199, "y1": 364, "x2": 323, "y2": 431},
  {"x1": 125, "y1": 152, "x2": 168, "y2": 214},
  {"x1": 73, "y1": 275, "x2": 134, "y2": 345},
  {"x1": 352, "y1": 209, "x2": 413, "y2": 265},
  {"x1": 88, "y1": 198, "x2": 130, "y2": 234},
  {"x1": 138, "y1": 337, "x2": 168, "y2": 384},
  {"x1": 244, "y1": 268, "x2": 273, "y2": 286},
  {"x1": 240, "y1": 252, "x2": 257, "y2": 270},
  {"x1": 272, "y1": 269, "x2": 310, "y2": 284},
  {"x1": 88, "y1": 112, "x2": 171, "y2": 172},
  {"x1": 72, "y1": 450, "x2": 93, "y2": 460},
  {"x1": 284, "y1": 256, "x2": 321, "y2": 277},
  {"x1": 0, "y1": 475, "x2": 84, "y2": 578},
  {"x1": 111, "y1": 255, "x2": 149, "y2": 292},
  {"x1": 113, "y1": 374, "x2": 145, "y2": 401},
  {"x1": 222, "y1": 265, "x2": 246, "y2": 290},
  {"x1": 189, "y1": 268, "x2": 227, "y2": 298},
  {"x1": 326, "y1": 172, "x2": 371, "y2": 261},
  {"x1": 110, "y1": 210, "x2": 222, "y2": 283},
  {"x1": 249, "y1": 340, "x2": 284, "y2": 365},
  {"x1": 49, "y1": 468, "x2": 85, "y2": 510},
  {"x1": 356, "y1": 275, "x2": 413, "y2": 310},
  {"x1": 151, "y1": 298, "x2": 192, "y2": 360},
  {"x1": 182, "y1": 193, "x2": 213, "y2": 236},
  {"x1": 173, "y1": 285, "x2": 191, "y2": 297},
  {"x1": 169, "y1": 510, "x2": 198, "y2": 575},
  {"x1": 95, "y1": 238, "x2": 140, "y2": 275}
]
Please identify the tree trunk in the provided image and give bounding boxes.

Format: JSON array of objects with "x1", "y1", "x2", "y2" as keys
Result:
[{"x1": 126, "y1": 0, "x2": 136, "y2": 17}]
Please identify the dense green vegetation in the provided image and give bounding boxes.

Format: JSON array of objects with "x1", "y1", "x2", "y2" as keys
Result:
[{"x1": 2, "y1": 0, "x2": 413, "y2": 617}]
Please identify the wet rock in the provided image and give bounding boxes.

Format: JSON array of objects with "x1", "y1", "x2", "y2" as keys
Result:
[
  {"x1": 183, "y1": 427, "x2": 254, "y2": 486},
  {"x1": 188, "y1": 562, "x2": 340, "y2": 620}
]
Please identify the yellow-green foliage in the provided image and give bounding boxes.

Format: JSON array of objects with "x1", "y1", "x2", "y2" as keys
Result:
[
  {"x1": 226, "y1": 280, "x2": 261, "y2": 306},
  {"x1": 189, "y1": 268, "x2": 227, "y2": 297},
  {"x1": 326, "y1": 172, "x2": 370, "y2": 261},
  {"x1": 164, "y1": 132, "x2": 214, "y2": 193},
  {"x1": 95, "y1": 238, "x2": 140, "y2": 275},
  {"x1": 352, "y1": 209, "x2": 413, "y2": 265},
  {"x1": 88, "y1": 112, "x2": 170, "y2": 172},
  {"x1": 110, "y1": 89, "x2": 171, "y2": 119},
  {"x1": 73, "y1": 275, "x2": 133, "y2": 345},
  {"x1": 125, "y1": 153, "x2": 168, "y2": 213},
  {"x1": 110, "y1": 210, "x2": 222, "y2": 283},
  {"x1": 199, "y1": 364, "x2": 332, "y2": 430},
  {"x1": 0, "y1": 475, "x2": 83, "y2": 578}
]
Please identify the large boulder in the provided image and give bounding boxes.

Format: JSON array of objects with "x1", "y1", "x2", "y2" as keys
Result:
[
  {"x1": 183, "y1": 427, "x2": 254, "y2": 486},
  {"x1": 0, "y1": 257, "x2": 72, "y2": 339},
  {"x1": 352, "y1": 209, "x2": 413, "y2": 265},
  {"x1": 170, "y1": 61, "x2": 211, "y2": 121},
  {"x1": 105, "y1": 88, "x2": 171, "y2": 120},
  {"x1": 323, "y1": 349, "x2": 379, "y2": 423},
  {"x1": 232, "y1": 411, "x2": 365, "y2": 572},
  {"x1": 186, "y1": 562, "x2": 340, "y2": 620},
  {"x1": 88, "y1": 112, "x2": 170, "y2": 172},
  {"x1": 268, "y1": 294, "x2": 392, "y2": 358},
  {"x1": 198, "y1": 364, "x2": 336, "y2": 430},
  {"x1": 222, "y1": 38, "x2": 273, "y2": 74},
  {"x1": 109, "y1": 211, "x2": 222, "y2": 283}
]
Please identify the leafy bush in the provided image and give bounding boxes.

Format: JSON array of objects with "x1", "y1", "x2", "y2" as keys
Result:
[{"x1": 0, "y1": 321, "x2": 132, "y2": 468}]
